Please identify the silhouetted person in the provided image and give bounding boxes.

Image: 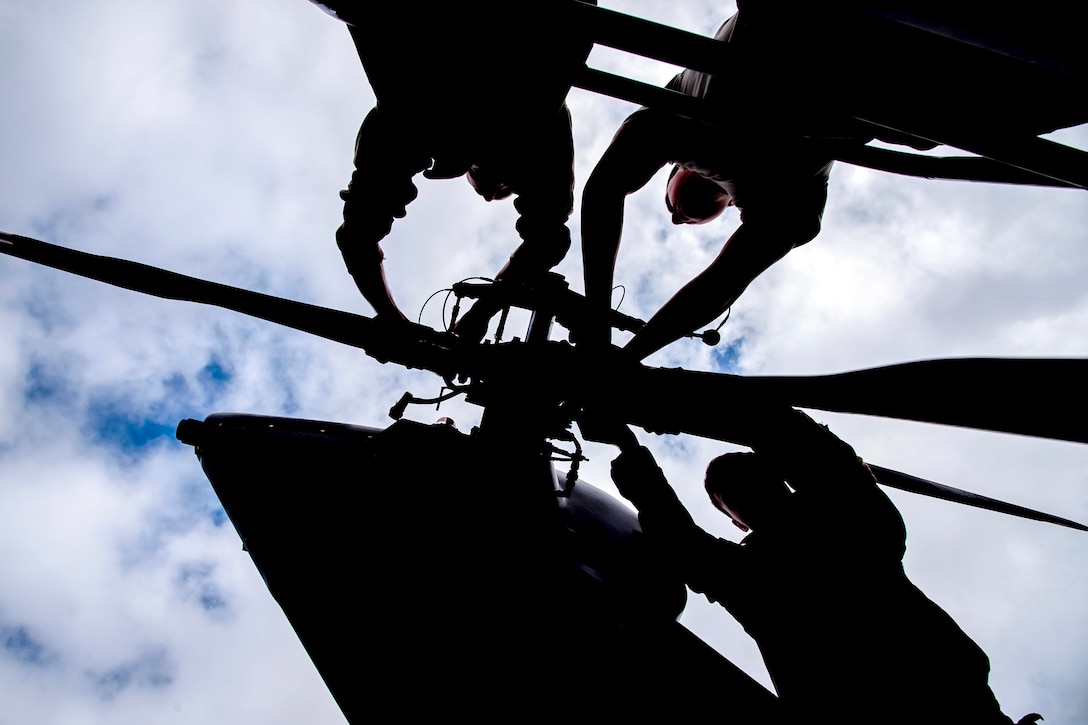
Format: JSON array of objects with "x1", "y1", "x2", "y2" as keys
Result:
[
  {"x1": 581, "y1": 9, "x2": 888, "y2": 360},
  {"x1": 604, "y1": 409, "x2": 1036, "y2": 725},
  {"x1": 311, "y1": 2, "x2": 593, "y2": 339}
]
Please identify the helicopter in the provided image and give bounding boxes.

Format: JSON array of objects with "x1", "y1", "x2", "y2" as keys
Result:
[{"x1": 0, "y1": 0, "x2": 1083, "y2": 718}]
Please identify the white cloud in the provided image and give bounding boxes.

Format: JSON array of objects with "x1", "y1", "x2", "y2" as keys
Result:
[{"x1": 2, "y1": 0, "x2": 1085, "y2": 722}]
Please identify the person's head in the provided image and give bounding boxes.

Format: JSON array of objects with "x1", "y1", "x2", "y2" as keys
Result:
[
  {"x1": 704, "y1": 453, "x2": 791, "y2": 532},
  {"x1": 665, "y1": 166, "x2": 733, "y2": 225}
]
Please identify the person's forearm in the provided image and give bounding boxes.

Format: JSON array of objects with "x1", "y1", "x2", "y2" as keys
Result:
[
  {"x1": 494, "y1": 105, "x2": 576, "y2": 284},
  {"x1": 337, "y1": 234, "x2": 405, "y2": 320},
  {"x1": 624, "y1": 224, "x2": 791, "y2": 360},
  {"x1": 497, "y1": 203, "x2": 572, "y2": 283},
  {"x1": 612, "y1": 447, "x2": 700, "y2": 537},
  {"x1": 581, "y1": 181, "x2": 627, "y2": 348},
  {"x1": 355, "y1": 267, "x2": 402, "y2": 320},
  {"x1": 611, "y1": 446, "x2": 739, "y2": 600},
  {"x1": 629, "y1": 472, "x2": 730, "y2": 586},
  {"x1": 337, "y1": 108, "x2": 431, "y2": 319},
  {"x1": 579, "y1": 111, "x2": 668, "y2": 349}
]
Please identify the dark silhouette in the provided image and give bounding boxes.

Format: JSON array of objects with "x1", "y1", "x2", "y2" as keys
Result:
[
  {"x1": 604, "y1": 409, "x2": 1036, "y2": 725},
  {"x1": 315, "y1": 3, "x2": 594, "y2": 339},
  {"x1": 580, "y1": 9, "x2": 926, "y2": 360}
]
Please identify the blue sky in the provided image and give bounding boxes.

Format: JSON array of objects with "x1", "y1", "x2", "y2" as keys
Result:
[{"x1": 2, "y1": 1, "x2": 1088, "y2": 722}]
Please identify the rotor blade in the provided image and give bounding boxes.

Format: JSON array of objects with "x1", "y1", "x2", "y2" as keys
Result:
[
  {"x1": 869, "y1": 464, "x2": 1088, "y2": 532},
  {"x1": 0, "y1": 230, "x2": 459, "y2": 376},
  {"x1": 6, "y1": 231, "x2": 1085, "y2": 446},
  {"x1": 614, "y1": 361, "x2": 1087, "y2": 448},
  {"x1": 827, "y1": 142, "x2": 1081, "y2": 188},
  {"x1": 592, "y1": 371, "x2": 1088, "y2": 531},
  {"x1": 731, "y1": 359, "x2": 1088, "y2": 444}
]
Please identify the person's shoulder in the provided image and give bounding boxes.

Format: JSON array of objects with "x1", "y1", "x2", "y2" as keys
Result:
[
  {"x1": 611, "y1": 103, "x2": 697, "y2": 153},
  {"x1": 597, "y1": 107, "x2": 684, "y2": 163},
  {"x1": 617, "y1": 104, "x2": 670, "y2": 131}
]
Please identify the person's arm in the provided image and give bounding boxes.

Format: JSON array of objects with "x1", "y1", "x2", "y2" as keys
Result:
[
  {"x1": 610, "y1": 443, "x2": 741, "y2": 602},
  {"x1": 624, "y1": 154, "x2": 830, "y2": 361},
  {"x1": 336, "y1": 227, "x2": 403, "y2": 321},
  {"x1": 497, "y1": 104, "x2": 576, "y2": 282},
  {"x1": 623, "y1": 222, "x2": 795, "y2": 360},
  {"x1": 580, "y1": 110, "x2": 673, "y2": 349},
  {"x1": 611, "y1": 445, "x2": 695, "y2": 529},
  {"x1": 337, "y1": 106, "x2": 431, "y2": 321},
  {"x1": 747, "y1": 408, "x2": 905, "y2": 546},
  {"x1": 452, "y1": 105, "x2": 576, "y2": 341},
  {"x1": 746, "y1": 409, "x2": 875, "y2": 497}
]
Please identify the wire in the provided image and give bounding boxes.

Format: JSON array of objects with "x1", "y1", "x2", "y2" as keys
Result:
[
  {"x1": 418, "y1": 275, "x2": 496, "y2": 332},
  {"x1": 449, "y1": 276, "x2": 496, "y2": 331},
  {"x1": 714, "y1": 306, "x2": 731, "y2": 331},
  {"x1": 419, "y1": 288, "x2": 453, "y2": 326},
  {"x1": 612, "y1": 284, "x2": 626, "y2": 311},
  {"x1": 456, "y1": 275, "x2": 496, "y2": 287}
]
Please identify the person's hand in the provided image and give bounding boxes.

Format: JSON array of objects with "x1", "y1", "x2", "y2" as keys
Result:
[
  {"x1": 609, "y1": 442, "x2": 659, "y2": 502},
  {"x1": 373, "y1": 308, "x2": 410, "y2": 326},
  {"x1": 577, "y1": 414, "x2": 639, "y2": 452},
  {"x1": 450, "y1": 299, "x2": 496, "y2": 343}
]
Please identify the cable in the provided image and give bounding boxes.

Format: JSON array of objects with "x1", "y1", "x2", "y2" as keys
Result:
[
  {"x1": 612, "y1": 284, "x2": 627, "y2": 311},
  {"x1": 698, "y1": 306, "x2": 731, "y2": 346},
  {"x1": 418, "y1": 276, "x2": 498, "y2": 332},
  {"x1": 418, "y1": 287, "x2": 454, "y2": 326}
]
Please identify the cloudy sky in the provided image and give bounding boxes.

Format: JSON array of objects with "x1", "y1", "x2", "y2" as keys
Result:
[{"x1": 2, "y1": 1, "x2": 1087, "y2": 722}]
